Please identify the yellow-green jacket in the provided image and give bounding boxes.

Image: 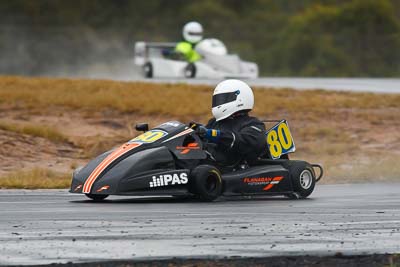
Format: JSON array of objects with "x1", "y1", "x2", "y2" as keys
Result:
[{"x1": 175, "y1": 41, "x2": 201, "y2": 63}]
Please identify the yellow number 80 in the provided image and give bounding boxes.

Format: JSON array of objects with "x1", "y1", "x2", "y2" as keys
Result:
[
  {"x1": 266, "y1": 122, "x2": 293, "y2": 158},
  {"x1": 132, "y1": 130, "x2": 166, "y2": 143}
]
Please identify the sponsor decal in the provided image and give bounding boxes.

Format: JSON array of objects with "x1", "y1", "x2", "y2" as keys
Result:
[
  {"x1": 96, "y1": 185, "x2": 110, "y2": 192},
  {"x1": 243, "y1": 176, "x2": 283, "y2": 191},
  {"x1": 149, "y1": 173, "x2": 188, "y2": 188},
  {"x1": 176, "y1": 142, "x2": 200, "y2": 154}
]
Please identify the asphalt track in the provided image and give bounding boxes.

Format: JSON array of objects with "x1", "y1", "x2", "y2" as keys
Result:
[
  {"x1": 1, "y1": 183, "x2": 400, "y2": 265},
  {"x1": 132, "y1": 77, "x2": 400, "y2": 94},
  {"x1": 80, "y1": 65, "x2": 400, "y2": 93}
]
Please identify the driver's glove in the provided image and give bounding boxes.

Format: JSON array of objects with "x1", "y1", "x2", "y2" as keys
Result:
[
  {"x1": 196, "y1": 126, "x2": 221, "y2": 143},
  {"x1": 162, "y1": 49, "x2": 172, "y2": 57}
]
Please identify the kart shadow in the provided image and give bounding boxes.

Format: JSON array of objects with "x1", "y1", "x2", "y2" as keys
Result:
[{"x1": 70, "y1": 195, "x2": 314, "y2": 204}]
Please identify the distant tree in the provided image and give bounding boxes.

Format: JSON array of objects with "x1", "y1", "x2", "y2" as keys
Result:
[
  {"x1": 0, "y1": 0, "x2": 399, "y2": 76},
  {"x1": 271, "y1": 0, "x2": 400, "y2": 76}
]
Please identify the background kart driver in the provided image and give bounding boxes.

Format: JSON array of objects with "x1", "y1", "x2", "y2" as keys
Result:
[
  {"x1": 193, "y1": 79, "x2": 267, "y2": 171},
  {"x1": 174, "y1": 21, "x2": 203, "y2": 63}
]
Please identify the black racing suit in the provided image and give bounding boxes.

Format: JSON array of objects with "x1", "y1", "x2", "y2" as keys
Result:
[{"x1": 205, "y1": 112, "x2": 267, "y2": 170}]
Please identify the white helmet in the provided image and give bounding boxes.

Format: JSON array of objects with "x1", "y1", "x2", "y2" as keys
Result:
[
  {"x1": 212, "y1": 79, "x2": 254, "y2": 121},
  {"x1": 195, "y1": 38, "x2": 227, "y2": 56},
  {"x1": 183, "y1": 21, "x2": 203, "y2": 44}
]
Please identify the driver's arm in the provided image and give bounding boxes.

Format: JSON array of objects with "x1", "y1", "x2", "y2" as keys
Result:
[
  {"x1": 219, "y1": 123, "x2": 266, "y2": 156},
  {"x1": 175, "y1": 42, "x2": 191, "y2": 61},
  {"x1": 202, "y1": 120, "x2": 266, "y2": 160}
]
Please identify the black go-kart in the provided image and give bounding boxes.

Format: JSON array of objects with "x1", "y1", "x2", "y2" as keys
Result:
[{"x1": 70, "y1": 120, "x2": 323, "y2": 201}]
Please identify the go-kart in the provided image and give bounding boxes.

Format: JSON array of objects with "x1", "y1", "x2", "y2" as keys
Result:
[
  {"x1": 70, "y1": 120, "x2": 323, "y2": 201},
  {"x1": 134, "y1": 38, "x2": 258, "y2": 79}
]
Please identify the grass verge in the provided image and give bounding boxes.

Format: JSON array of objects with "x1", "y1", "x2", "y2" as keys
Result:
[
  {"x1": 0, "y1": 76, "x2": 399, "y2": 120},
  {"x1": 0, "y1": 168, "x2": 70, "y2": 189},
  {"x1": 0, "y1": 121, "x2": 68, "y2": 143}
]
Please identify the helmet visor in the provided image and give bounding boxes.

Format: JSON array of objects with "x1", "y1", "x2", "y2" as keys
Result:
[
  {"x1": 212, "y1": 92, "x2": 238, "y2": 107},
  {"x1": 188, "y1": 31, "x2": 203, "y2": 36}
]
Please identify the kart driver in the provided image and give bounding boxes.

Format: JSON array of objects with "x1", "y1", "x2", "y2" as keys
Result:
[
  {"x1": 194, "y1": 79, "x2": 267, "y2": 169},
  {"x1": 174, "y1": 21, "x2": 203, "y2": 63}
]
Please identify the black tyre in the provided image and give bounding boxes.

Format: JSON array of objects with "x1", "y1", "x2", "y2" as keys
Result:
[
  {"x1": 143, "y1": 62, "x2": 153, "y2": 78},
  {"x1": 184, "y1": 63, "x2": 196, "y2": 78},
  {"x1": 289, "y1": 161, "x2": 316, "y2": 198},
  {"x1": 85, "y1": 194, "x2": 109, "y2": 201},
  {"x1": 189, "y1": 165, "x2": 222, "y2": 201}
]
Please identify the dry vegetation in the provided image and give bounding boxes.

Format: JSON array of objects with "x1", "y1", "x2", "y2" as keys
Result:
[
  {"x1": 0, "y1": 76, "x2": 399, "y2": 118},
  {"x1": 0, "y1": 76, "x2": 399, "y2": 188},
  {"x1": 0, "y1": 168, "x2": 70, "y2": 189},
  {"x1": 0, "y1": 121, "x2": 68, "y2": 143}
]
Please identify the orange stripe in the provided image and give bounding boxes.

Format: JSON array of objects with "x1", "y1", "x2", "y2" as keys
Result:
[
  {"x1": 84, "y1": 146, "x2": 129, "y2": 189},
  {"x1": 83, "y1": 143, "x2": 141, "y2": 193},
  {"x1": 84, "y1": 143, "x2": 139, "y2": 192},
  {"x1": 83, "y1": 152, "x2": 121, "y2": 193},
  {"x1": 83, "y1": 152, "x2": 120, "y2": 192},
  {"x1": 83, "y1": 149, "x2": 124, "y2": 192},
  {"x1": 83, "y1": 143, "x2": 139, "y2": 193}
]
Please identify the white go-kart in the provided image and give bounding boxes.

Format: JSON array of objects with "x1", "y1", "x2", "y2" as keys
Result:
[{"x1": 134, "y1": 38, "x2": 258, "y2": 79}]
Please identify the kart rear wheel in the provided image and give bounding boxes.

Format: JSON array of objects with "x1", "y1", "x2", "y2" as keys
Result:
[
  {"x1": 85, "y1": 194, "x2": 109, "y2": 201},
  {"x1": 289, "y1": 161, "x2": 316, "y2": 198},
  {"x1": 189, "y1": 165, "x2": 222, "y2": 201},
  {"x1": 184, "y1": 63, "x2": 196, "y2": 78},
  {"x1": 143, "y1": 62, "x2": 153, "y2": 78}
]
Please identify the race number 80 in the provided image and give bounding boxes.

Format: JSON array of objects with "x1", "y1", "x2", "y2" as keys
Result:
[
  {"x1": 266, "y1": 120, "x2": 296, "y2": 159},
  {"x1": 131, "y1": 130, "x2": 167, "y2": 143}
]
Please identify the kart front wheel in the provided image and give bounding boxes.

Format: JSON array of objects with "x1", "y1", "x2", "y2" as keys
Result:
[
  {"x1": 289, "y1": 161, "x2": 316, "y2": 198},
  {"x1": 143, "y1": 62, "x2": 153, "y2": 78},
  {"x1": 189, "y1": 165, "x2": 222, "y2": 201},
  {"x1": 85, "y1": 194, "x2": 109, "y2": 201},
  {"x1": 184, "y1": 63, "x2": 196, "y2": 78}
]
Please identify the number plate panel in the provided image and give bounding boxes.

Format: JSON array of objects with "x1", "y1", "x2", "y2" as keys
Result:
[
  {"x1": 129, "y1": 130, "x2": 167, "y2": 144},
  {"x1": 265, "y1": 120, "x2": 296, "y2": 159}
]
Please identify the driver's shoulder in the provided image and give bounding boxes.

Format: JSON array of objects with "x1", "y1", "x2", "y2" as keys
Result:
[{"x1": 241, "y1": 115, "x2": 265, "y2": 128}]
